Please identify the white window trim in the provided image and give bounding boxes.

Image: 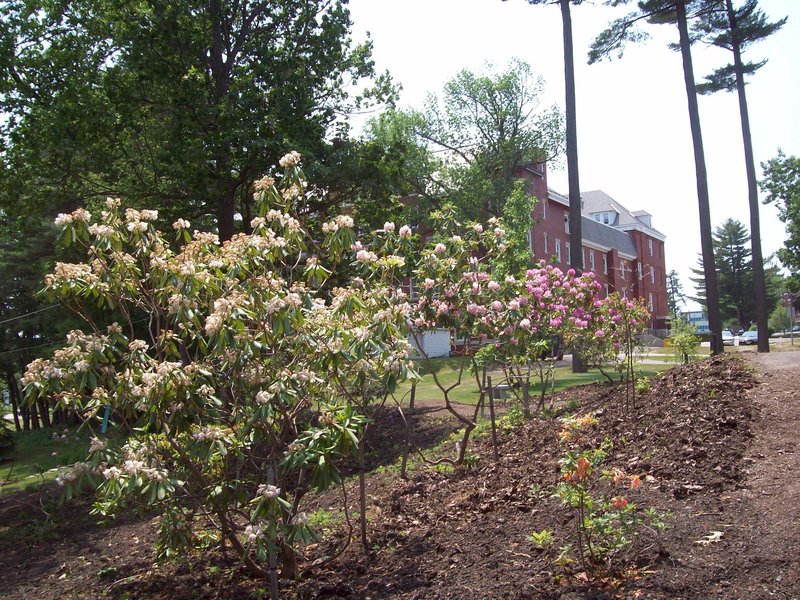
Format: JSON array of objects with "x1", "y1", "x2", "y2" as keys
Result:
[
  {"x1": 648, "y1": 239, "x2": 653, "y2": 256},
  {"x1": 566, "y1": 241, "x2": 571, "y2": 264},
  {"x1": 589, "y1": 251, "x2": 595, "y2": 271},
  {"x1": 564, "y1": 211, "x2": 569, "y2": 234},
  {"x1": 650, "y1": 266, "x2": 655, "y2": 284},
  {"x1": 543, "y1": 232, "x2": 548, "y2": 254},
  {"x1": 602, "y1": 255, "x2": 608, "y2": 275},
  {"x1": 555, "y1": 238, "x2": 561, "y2": 262}
]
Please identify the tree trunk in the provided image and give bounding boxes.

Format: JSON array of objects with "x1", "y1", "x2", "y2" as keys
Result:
[
  {"x1": 561, "y1": 0, "x2": 587, "y2": 373},
  {"x1": 358, "y1": 436, "x2": 369, "y2": 554},
  {"x1": 5, "y1": 369, "x2": 22, "y2": 431},
  {"x1": 676, "y1": 0, "x2": 723, "y2": 355},
  {"x1": 209, "y1": 0, "x2": 236, "y2": 242},
  {"x1": 727, "y1": 0, "x2": 769, "y2": 352},
  {"x1": 36, "y1": 397, "x2": 51, "y2": 428},
  {"x1": 30, "y1": 398, "x2": 40, "y2": 430}
]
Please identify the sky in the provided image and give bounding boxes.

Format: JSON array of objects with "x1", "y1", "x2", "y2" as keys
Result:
[{"x1": 347, "y1": 0, "x2": 800, "y2": 310}]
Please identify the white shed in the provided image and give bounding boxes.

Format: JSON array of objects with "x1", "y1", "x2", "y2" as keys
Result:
[{"x1": 408, "y1": 328, "x2": 451, "y2": 358}]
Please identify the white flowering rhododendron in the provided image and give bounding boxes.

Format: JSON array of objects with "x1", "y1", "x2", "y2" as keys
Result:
[{"x1": 23, "y1": 153, "x2": 419, "y2": 578}]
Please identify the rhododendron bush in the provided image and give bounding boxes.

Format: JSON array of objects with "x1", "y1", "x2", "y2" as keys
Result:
[
  {"x1": 23, "y1": 153, "x2": 418, "y2": 578},
  {"x1": 22, "y1": 152, "x2": 650, "y2": 584}
]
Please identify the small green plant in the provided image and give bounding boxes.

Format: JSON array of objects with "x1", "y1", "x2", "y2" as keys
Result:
[
  {"x1": 97, "y1": 565, "x2": 118, "y2": 578},
  {"x1": 528, "y1": 529, "x2": 554, "y2": 549},
  {"x1": 634, "y1": 376, "x2": 650, "y2": 395},
  {"x1": 499, "y1": 404, "x2": 525, "y2": 432},
  {"x1": 668, "y1": 314, "x2": 701, "y2": 364},
  {"x1": 461, "y1": 453, "x2": 481, "y2": 469},
  {"x1": 552, "y1": 414, "x2": 668, "y2": 578},
  {"x1": 565, "y1": 398, "x2": 581, "y2": 412}
]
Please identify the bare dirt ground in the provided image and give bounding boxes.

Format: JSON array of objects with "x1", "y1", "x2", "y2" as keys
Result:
[{"x1": 1, "y1": 351, "x2": 798, "y2": 599}]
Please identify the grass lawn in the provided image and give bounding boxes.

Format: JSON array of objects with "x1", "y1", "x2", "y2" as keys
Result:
[
  {"x1": 393, "y1": 356, "x2": 673, "y2": 406},
  {"x1": 0, "y1": 426, "x2": 92, "y2": 495}
]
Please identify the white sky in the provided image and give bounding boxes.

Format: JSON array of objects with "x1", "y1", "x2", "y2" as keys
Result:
[{"x1": 347, "y1": 0, "x2": 800, "y2": 309}]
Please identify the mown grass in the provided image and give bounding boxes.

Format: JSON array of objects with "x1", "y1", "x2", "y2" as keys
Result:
[
  {"x1": 393, "y1": 356, "x2": 672, "y2": 406},
  {"x1": 0, "y1": 426, "x2": 92, "y2": 495}
]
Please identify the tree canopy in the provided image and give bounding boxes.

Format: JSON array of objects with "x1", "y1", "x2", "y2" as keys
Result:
[
  {"x1": 0, "y1": 0, "x2": 394, "y2": 240},
  {"x1": 690, "y1": 218, "x2": 782, "y2": 330},
  {"x1": 408, "y1": 59, "x2": 565, "y2": 221},
  {"x1": 761, "y1": 150, "x2": 800, "y2": 291}
]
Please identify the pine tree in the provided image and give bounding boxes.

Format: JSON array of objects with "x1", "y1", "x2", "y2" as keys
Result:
[
  {"x1": 589, "y1": 0, "x2": 725, "y2": 354},
  {"x1": 693, "y1": 0, "x2": 786, "y2": 352}
]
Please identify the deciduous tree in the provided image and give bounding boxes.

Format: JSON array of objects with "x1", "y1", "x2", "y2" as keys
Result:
[{"x1": 761, "y1": 150, "x2": 800, "y2": 291}]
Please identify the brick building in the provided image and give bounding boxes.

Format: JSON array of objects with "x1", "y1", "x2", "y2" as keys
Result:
[{"x1": 520, "y1": 164, "x2": 668, "y2": 330}]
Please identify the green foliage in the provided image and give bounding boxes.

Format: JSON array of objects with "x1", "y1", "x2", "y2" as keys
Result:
[
  {"x1": 761, "y1": 150, "x2": 800, "y2": 291},
  {"x1": 412, "y1": 59, "x2": 564, "y2": 221},
  {"x1": 529, "y1": 529, "x2": 554, "y2": 549},
  {"x1": 692, "y1": 0, "x2": 786, "y2": 95},
  {"x1": 553, "y1": 414, "x2": 667, "y2": 576},
  {"x1": 769, "y1": 302, "x2": 792, "y2": 332},
  {"x1": 668, "y1": 313, "x2": 701, "y2": 364},
  {"x1": 493, "y1": 180, "x2": 539, "y2": 277},
  {"x1": 691, "y1": 218, "x2": 783, "y2": 329},
  {"x1": 0, "y1": 0, "x2": 393, "y2": 239},
  {"x1": 666, "y1": 269, "x2": 687, "y2": 315}
]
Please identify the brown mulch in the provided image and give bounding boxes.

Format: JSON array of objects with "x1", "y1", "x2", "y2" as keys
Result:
[{"x1": 1, "y1": 352, "x2": 799, "y2": 599}]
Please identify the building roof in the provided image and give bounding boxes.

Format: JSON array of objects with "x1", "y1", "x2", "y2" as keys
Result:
[
  {"x1": 580, "y1": 216, "x2": 637, "y2": 257},
  {"x1": 581, "y1": 190, "x2": 666, "y2": 240}
]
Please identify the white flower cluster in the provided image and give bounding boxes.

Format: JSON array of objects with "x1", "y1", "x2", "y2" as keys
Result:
[
  {"x1": 356, "y1": 249, "x2": 378, "y2": 264},
  {"x1": 172, "y1": 218, "x2": 191, "y2": 230},
  {"x1": 322, "y1": 214, "x2": 354, "y2": 233},
  {"x1": 257, "y1": 484, "x2": 281, "y2": 499},
  {"x1": 88, "y1": 223, "x2": 114, "y2": 238},
  {"x1": 55, "y1": 462, "x2": 90, "y2": 487},
  {"x1": 167, "y1": 293, "x2": 192, "y2": 315},
  {"x1": 192, "y1": 426, "x2": 227, "y2": 442},
  {"x1": 21, "y1": 358, "x2": 62, "y2": 386},
  {"x1": 244, "y1": 523, "x2": 264, "y2": 543},
  {"x1": 291, "y1": 512, "x2": 309, "y2": 526},
  {"x1": 279, "y1": 150, "x2": 302, "y2": 168},
  {"x1": 253, "y1": 175, "x2": 275, "y2": 194},
  {"x1": 264, "y1": 210, "x2": 301, "y2": 232},
  {"x1": 128, "y1": 339, "x2": 149, "y2": 352},
  {"x1": 205, "y1": 291, "x2": 248, "y2": 335},
  {"x1": 44, "y1": 262, "x2": 99, "y2": 286},
  {"x1": 54, "y1": 208, "x2": 92, "y2": 227}
]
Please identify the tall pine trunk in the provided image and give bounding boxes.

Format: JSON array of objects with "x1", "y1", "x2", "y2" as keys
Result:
[
  {"x1": 676, "y1": 0, "x2": 723, "y2": 355},
  {"x1": 561, "y1": 0, "x2": 587, "y2": 373},
  {"x1": 726, "y1": 0, "x2": 769, "y2": 351}
]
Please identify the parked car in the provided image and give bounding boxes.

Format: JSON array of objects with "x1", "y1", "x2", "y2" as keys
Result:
[
  {"x1": 722, "y1": 330, "x2": 735, "y2": 346},
  {"x1": 740, "y1": 331, "x2": 758, "y2": 345}
]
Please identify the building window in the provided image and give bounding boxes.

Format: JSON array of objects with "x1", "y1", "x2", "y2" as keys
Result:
[
  {"x1": 637, "y1": 261, "x2": 642, "y2": 278},
  {"x1": 650, "y1": 266, "x2": 655, "y2": 284},
  {"x1": 566, "y1": 242, "x2": 571, "y2": 264},
  {"x1": 564, "y1": 211, "x2": 569, "y2": 233},
  {"x1": 602, "y1": 255, "x2": 608, "y2": 275},
  {"x1": 648, "y1": 239, "x2": 653, "y2": 256},
  {"x1": 542, "y1": 200, "x2": 547, "y2": 220},
  {"x1": 604, "y1": 284, "x2": 609, "y2": 298},
  {"x1": 527, "y1": 229, "x2": 533, "y2": 252},
  {"x1": 589, "y1": 251, "x2": 595, "y2": 271},
  {"x1": 648, "y1": 292, "x2": 653, "y2": 310},
  {"x1": 555, "y1": 238, "x2": 561, "y2": 262},
  {"x1": 620, "y1": 260, "x2": 627, "y2": 279},
  {"x1": 543, "y1": 232, "x2": 548, "y2": 254}
]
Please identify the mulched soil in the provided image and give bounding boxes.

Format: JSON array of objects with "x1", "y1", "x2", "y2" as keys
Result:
[{"x1": 1, "y1": 352, "x2": 798, "y2": 599}]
